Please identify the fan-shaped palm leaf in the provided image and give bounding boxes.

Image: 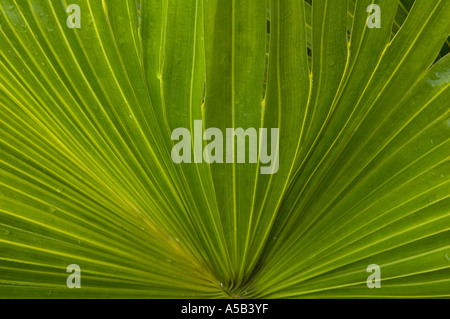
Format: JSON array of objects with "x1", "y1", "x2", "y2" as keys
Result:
[{"x1": 0, "y1": 0, "x2": 449, "y2": 298}]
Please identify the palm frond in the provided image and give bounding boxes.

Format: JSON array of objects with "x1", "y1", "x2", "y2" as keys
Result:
[{"x1": 0, "y1": 0, "x2": 449, "y2": 298}]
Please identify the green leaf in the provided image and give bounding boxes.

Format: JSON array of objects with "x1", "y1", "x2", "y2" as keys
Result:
[
  {"x1": 0, "y1": 0, "x2": 449, "y2": 298},
  {"x1": 203, "y1": 0, "x2": 267, "y2": 286}
]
